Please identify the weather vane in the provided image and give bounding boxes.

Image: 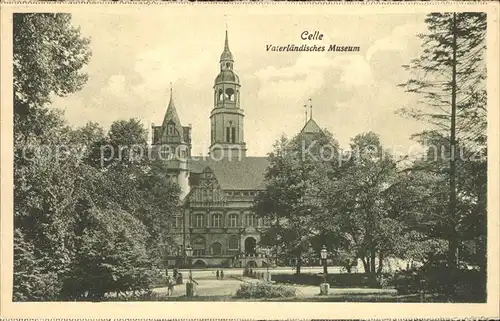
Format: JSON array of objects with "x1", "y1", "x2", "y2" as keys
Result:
[{"x1": 309, "y1": 98, "x2": 313, "y2": 120}]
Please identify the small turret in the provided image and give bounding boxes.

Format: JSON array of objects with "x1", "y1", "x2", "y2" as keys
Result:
[{"x1": 152, "y1": 85, "x2": 191, "y2": 200}]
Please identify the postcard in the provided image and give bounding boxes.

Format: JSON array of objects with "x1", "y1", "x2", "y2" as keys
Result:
[{"x1": 1, "y1": 1, "x2": 499, "y2": 319}]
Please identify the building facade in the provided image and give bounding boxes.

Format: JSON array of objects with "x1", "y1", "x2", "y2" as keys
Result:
[{"x1": 151, "y1": 30, "x2": 322, "y2": 268}]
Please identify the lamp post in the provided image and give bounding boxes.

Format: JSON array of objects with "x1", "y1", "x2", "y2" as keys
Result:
[
  {"x1": 320, "y1": 245, "x2": 328, "y2": 281},
  {"x1": 185, "y1": 244, "x2": 195, "y2": 297},
  {"x1": 319, "y1": 245, "x2": 329, "y2": 295},
  {"x1": 185, "y1": 244, "x2": 193, "y2": 279},
  {"x1": 265, "y1": 248, "x2": 270, "y2": 273}
]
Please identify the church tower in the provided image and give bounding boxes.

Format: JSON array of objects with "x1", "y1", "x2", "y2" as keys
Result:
[
  {"x1": 151, "y1": 87, "x2": 191, "y2": 200},
  {"x1": 209, "y1": 30, "x2": 246, "y2": 159}
]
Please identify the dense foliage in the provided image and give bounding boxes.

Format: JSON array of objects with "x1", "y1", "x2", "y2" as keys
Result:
[
  {"x1": 255, "y1": 12, "x2": 487, "y2": 300},
  {"x1": 399, "y1": 12, "x2": 487, "y2": 292},
  {"x1": 13, "y1": 13, "x2": 180, "y2": 301}
]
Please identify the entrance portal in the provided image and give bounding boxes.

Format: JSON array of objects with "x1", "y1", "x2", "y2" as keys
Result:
[
  {"x1": 211, "y1": 242, "x2": 222, "y2": 255},
  {"x1": 244, "y1": 237, "x2": 256, "y2": 255}
]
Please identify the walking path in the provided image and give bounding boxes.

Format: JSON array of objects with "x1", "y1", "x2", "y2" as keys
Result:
[
  {"x1": 153, "y1": 276, "x2": 396, "y2": 300},
  {"x1": 153, "y1": 278, "x2": 245, "y2": 297}
]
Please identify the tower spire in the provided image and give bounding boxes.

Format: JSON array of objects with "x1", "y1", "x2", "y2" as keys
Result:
[
  {"x1": 225, "y1": 24, "x2": 229, "y2": 50},
  {"x1": 162, "y1": 82, "x2": 182, "y2": 130},
  {"x1": 220, "y1": 27, "x2": 234, "y2": 63},
  {"x1": 167, "y1": 82, "x2": 175, "y2": 111}
]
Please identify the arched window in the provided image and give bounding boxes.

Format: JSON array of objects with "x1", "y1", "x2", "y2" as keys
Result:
[
  {"x1": 211, "y1": 242, "x2": 223, "y2": 255},
  {"x1": 211, "y1": 213, "x2": 222, "y2": 227},
  {"x1": 226, "y1": 121, "x2": 235, "y2": 143},
  {"x1": 225, "y1": 88, "x2": 234, "y2": 101},
  {"x1": 229, "y1": 213, "x2": 239, "y2": 227},
  {"x1": 229, "y1": 235, "x2": 239, "y2": 249},
  {"x1": 218, "y1": 89, "x2": 224, "y2": 101}
]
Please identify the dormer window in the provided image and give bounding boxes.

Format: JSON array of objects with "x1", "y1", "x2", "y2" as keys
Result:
[{"x1": 167, "y1": 120, "x2": 176, "y2": 136}]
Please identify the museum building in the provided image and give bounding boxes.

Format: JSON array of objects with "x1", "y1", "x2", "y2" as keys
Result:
[{"x1": 150, "y1": 30, "x2": 323, "y2": 268}]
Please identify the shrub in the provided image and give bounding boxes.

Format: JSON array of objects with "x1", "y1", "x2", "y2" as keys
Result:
[
  {"x1": 103, "y1": 289, "x2": 169, "y2": 301},
  {"x1": 235, "y1": 282, "x2": 296, "y2": 299},
  {"x1": 271, "y1": 273, "x2": 382, "y2": 288},
  {"x1": 388, "y1": 269, "x2": 422, "y2": 294}
]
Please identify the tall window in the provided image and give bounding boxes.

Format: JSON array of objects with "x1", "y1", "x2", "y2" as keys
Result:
[
  {"x1": 229, "y1": 214, "x2": 239, "y2": 227},
  {"x1": 211, "y1": 214, "x2": 222, "y2": 227},
  {"x1": 174, "y1": 216, "x2": 182, "y2": 228},
  {"x1": 246, "y1": 214, "x2": 256, "y2": 227},
  {"x1": 226, "y1": 127, "x2": 230, "y2": 142},
  {"x1": 192, "y1": 235, "x2": 206, "y2": 257},
  {"x1": 231, "y1": 127, "x2": 236, "y2": 143},
  {"x1": 195, "y1": 214, "x2": 204, "y2": 227},
  {"x1": 229, "y1": 235, "x2": 239, "y2": 250}
]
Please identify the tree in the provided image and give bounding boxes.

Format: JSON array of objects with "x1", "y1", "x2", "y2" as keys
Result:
[
  {"x1": 399, "y1": 13, "x2": 487, "y2": 294},
  {"x1": 13, "y1": 13, "x2": 91, "y2": 137},
  {"x1": 254, "y1": 131, "x2": 339, "y2": 274},
  {"x1": 13, "y1": 15, "x2": 92, "y2": 295},
  {"x1": 312, "y1": 132, "x2": 451, "y2": 284},
  {"x1": 13, "y1": 14, "x2": 180, "y2": 301}
]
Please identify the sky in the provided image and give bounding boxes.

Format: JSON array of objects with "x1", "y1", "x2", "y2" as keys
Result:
[{"x1": 51, "y1": 10, "x2": 430, "y2": 156}]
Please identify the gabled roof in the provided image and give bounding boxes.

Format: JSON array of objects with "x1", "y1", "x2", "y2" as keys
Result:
[
  {"x1": 300, "y1": 118, "x2": 323, "y2": 134},
  {"x1": 189, "y1": 156, "x2": 269, "y2": 190}
]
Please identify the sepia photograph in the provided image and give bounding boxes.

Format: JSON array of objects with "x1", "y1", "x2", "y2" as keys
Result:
[{"x1": 1, "y1": 2, "x2": 499, "y2": 319}]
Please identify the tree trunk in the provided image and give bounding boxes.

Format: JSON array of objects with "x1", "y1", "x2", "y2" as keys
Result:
[
  {"x1": 361, "y1": 257, "x2": 369, "y2": 274},
  {"x1": 370, "y1": 248, "x2": 376, "y2": 274},
  {"x1": 296, "y1": 255, "x2": 301, "y2": 274},
  {"x1": 377, "y1": 251, "x2": 384, "y2": 275},
  {"x1": 447, "y1": 12, "x2": 459, "y2": 297}
]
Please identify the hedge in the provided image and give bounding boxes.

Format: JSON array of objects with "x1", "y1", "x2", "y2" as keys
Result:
[{"x1": 271, "y1": 273, "x2": 388, "y2": 288}]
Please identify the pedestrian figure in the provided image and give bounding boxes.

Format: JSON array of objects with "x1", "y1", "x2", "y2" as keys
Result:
[
  {"x1": 165, "y1": 267, "x2": 168, "y2": 276},
  {"x1": 220, "y1": 270, "x2": 224, "y2": 280},
  {"x1": 216, "y1": 270, "x2": 220, "y2": 280},
  {"x1": 166, "y1": 276, "x2": 174, "y2": 296},
  {"x1": 173, "y1": 267, "x2": 178, "y2": 279}
]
